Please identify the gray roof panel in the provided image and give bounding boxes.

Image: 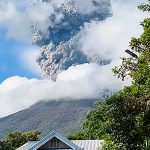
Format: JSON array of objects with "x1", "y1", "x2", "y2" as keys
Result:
[
  {"x1": 16, "y1": 141, "x2": 38, "y2": 150},
  {"x1": 17, "y1": 132, "x2": 104, "y2": 150},
  {"x1": 72, "y1": 140, "x2": 104, "y2": 150}
]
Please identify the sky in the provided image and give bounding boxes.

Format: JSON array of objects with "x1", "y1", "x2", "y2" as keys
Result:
[
  {"x1": 0, "y1": 33, "x2": 40, "y2": 82},
  {"x1": 0, "y1": 0, "x2": 148, "y2": 117}
]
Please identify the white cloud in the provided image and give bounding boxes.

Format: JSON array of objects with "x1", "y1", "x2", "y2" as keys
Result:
[
  {"x1": 80, "y1": 0, "x2": 148, "y2": 60},
  {"x1": 0, "y1": 0, "x2": 148, "y2": 117},
  {"x1": 0, "y1": 63, "x2": 130, "y2": 117},
  {"x1": 19, "y1": 47, "x2": 41, "y2": 75},
  {"x1": 0, "y1": 0, "x2": 103, "y2": 42},
  {"x1": 0, "y1": 0, "x2": 147, "y2": 43},
  {"x1": 76, "y1": 0, "x2": 111, "y2": 14},
  {"x1": 0, "y1": 1, "x2": 31, "y2": 42},
  {"x1": 0, "y1": 0, "x2": 59, "y2": 42},
  {"x1": 0, "y1": 0, "x2": 60, "y2": 74}
]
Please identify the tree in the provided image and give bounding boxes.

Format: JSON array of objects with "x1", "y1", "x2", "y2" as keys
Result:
[
  {"x1": 82, "y1": 1, "x2": 150, "y2": 150},
  {"x1": 67, "y1": 131, "x2": 85, "y2": 140},
  {"x1": 0, "y1": 130, "x2": 40, "y2": 150},
  {"x1": 106, "y1": 88, "x2": 147, "y2": 150},
  {"x1": 83, "y1": 102, "x2": 111, "y2": 140},
  {"x1": 111, "y1": 0, "x2": 150, "y2": 148},
  {"x1": 106, "y1": 0, "x2": 150, "y2": 149}
]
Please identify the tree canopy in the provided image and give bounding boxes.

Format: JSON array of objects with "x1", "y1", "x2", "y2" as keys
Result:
[
  {"x1": 80, "y1": 1, "x2": 150, "y2": 150},
  {"x1": 0, "y1": 130, "x2": 40, "y2": 150}
]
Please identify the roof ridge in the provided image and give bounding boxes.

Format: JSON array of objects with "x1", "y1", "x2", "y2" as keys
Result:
[{"x1": 31, "y1": 131, "x2": 81, "y2": 150}]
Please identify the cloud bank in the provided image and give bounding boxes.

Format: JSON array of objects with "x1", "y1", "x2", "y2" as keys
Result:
[
  {"x1": 0, "y1": 0, "x2": 55, "y2": 42},
  {"x1": 80, "y1": 0, "x2": 147, "y2": 60},
  {"x1": 0, "y1": 0, "x2": 111, "y2": 42},
  {"x1": 0, "y1": 0, "x2": 148, "y2": 117},
  {"x1": 19, "y1": 47, "x2": 41, "y2": 75},
  {"x1": 0, "y1": 63, "x2": 130, "y2": 117}
]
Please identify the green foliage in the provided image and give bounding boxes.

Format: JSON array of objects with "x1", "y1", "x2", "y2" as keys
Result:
[
  {"x1": 83, "y1": 102, "x2": 111, "y2": 140},
  {"x1": 67, "y1": 131, "x2": 86, "y2": 140},
  {"x1": 0, "y1": 130, "x2": 40, "y2": 150},
  {"x1": 106, "y1": 1, "x2": 150, "y2": 149},
  {"x1": 106, "y1": 89, "x2": 148, "y2": 150},
  {"x1": 102, "y1": 135, "x2": 122, "y2": 150},
  {"x1": 138, "y1": 0, "x2": 150, "y2": 12},
  {"x1": 81, "y1": 1, "x2": 150, "y2": 150}
]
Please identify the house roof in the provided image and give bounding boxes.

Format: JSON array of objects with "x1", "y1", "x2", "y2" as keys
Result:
[
  {"x1": 17, "y1": 131, "x2": 81, "y2": 150},
  {"x1": 17, "y1": 131, "x2": 104, "y2": 150},
  {"x1": 17, "y1": 141, "x2": 38, "y2": 150},
  {"x1": 72, "y1": 140, "x2": 104, "y2": 150},
  {"x1": 17, "y1": 140, "x2": 104, "y2": 150}
]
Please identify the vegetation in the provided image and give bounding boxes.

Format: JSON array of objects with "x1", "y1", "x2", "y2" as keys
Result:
[
  {"x1": 71, "y1": 1, "x2": 150, "y2": 150},
  {"x1": 0, "y1": 130, "x2": 40, "y2": 150},
  {"x1": 109, "y1": 1, "x2": 150, "y2": 149},
  {"x1": 67, "y1": 131, "x2": 86, "y2": 140}
]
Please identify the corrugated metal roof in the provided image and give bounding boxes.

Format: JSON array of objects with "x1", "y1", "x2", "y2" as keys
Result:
[
  {"x1": 16, "y1": 141, "x2": 38, "y2": 150},
  {"x1": 17, "y1": 140, "x2": 103, "y2": 150},
  {"x1": 17, "y1": 131, "x2": 81, "y2": 150},
  {"x1": 17, "y1": 131, "x2": 104, "y2": 150},
  {"x1": 72, "y1": 140, "x2": 104, "y2": 150},
  {"x1": 32, "y1": 131, "x2": 81, "y2": 150}
]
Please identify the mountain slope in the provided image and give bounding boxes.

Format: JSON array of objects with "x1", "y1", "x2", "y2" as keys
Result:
[{"x1": 0, "y1": 99, "x2": 96, "y2": 139}]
